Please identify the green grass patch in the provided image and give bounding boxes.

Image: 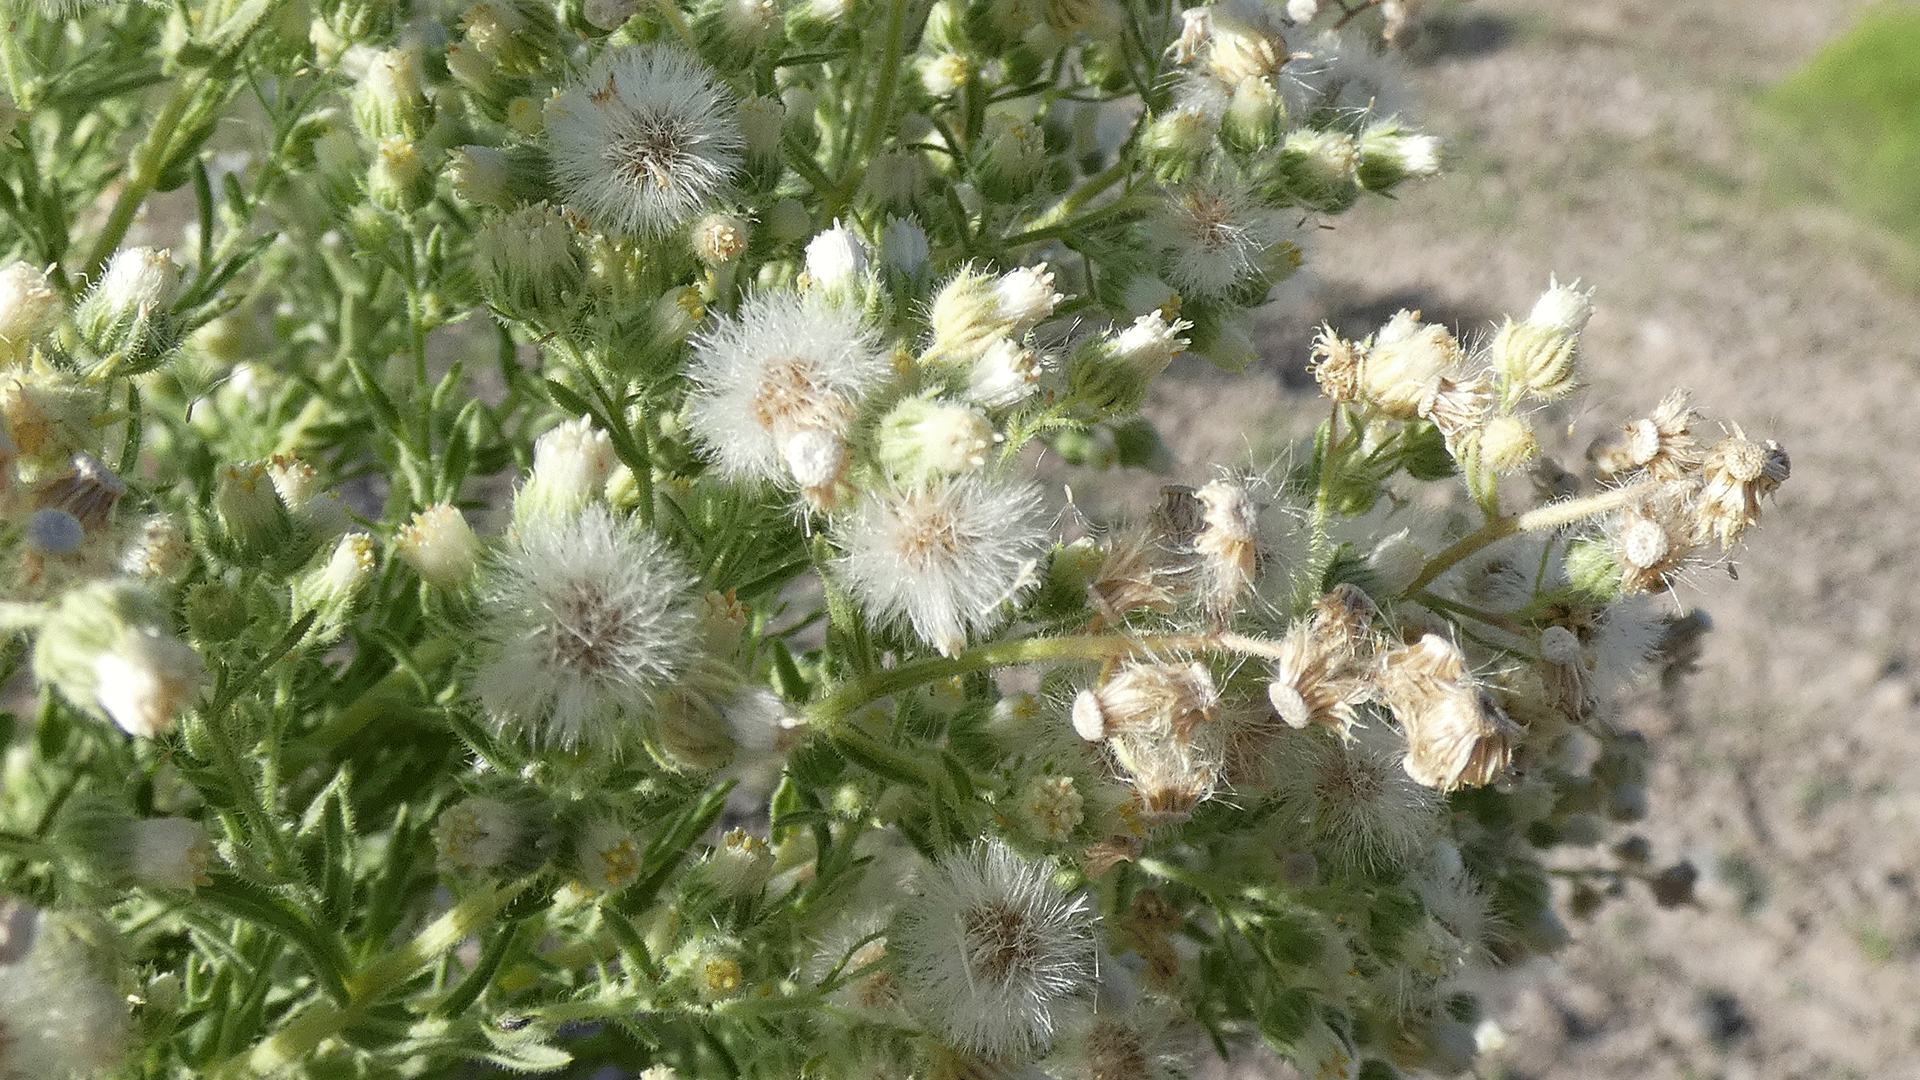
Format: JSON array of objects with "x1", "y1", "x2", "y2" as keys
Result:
[{"x1": 1757, "y1": 2, "x2": 1920, "y2": 281}]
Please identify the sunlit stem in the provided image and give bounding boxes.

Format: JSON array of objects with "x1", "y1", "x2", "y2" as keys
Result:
[{"x1": 1399, "y1": 478, "x2": 1663, "y2": 597}]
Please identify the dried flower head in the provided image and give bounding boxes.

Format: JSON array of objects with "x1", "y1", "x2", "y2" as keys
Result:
[
  {"x1": 471, "y1": 505, "x2": 699, "y2": 751},
  {"x1": 546, "y1": 44, "x2": 742, "y2": 237},
  {"x1": 891, "y1": 840, "x2": 1099, "y2": 1060},
  {"x1": 1072, "y1": 661, "x2": 1219, "y2": 743},
  {"x1": 1694, "y1": 431, "x2": 1789, "y2": 549},
  {"x1": 1590, "y1": 389, "x2": 1701, "y2": 481},
  {"x1": 1192, "y1": 478, "x2": 1261, "y2": 624},
  {"x1": 836, "y1": 474, "x2": 1050, "y2": 656},
  {"x1": 1377, "y1": 633, "x2": 1517, "y2": 791},
  {"x1": 685, "y1": 290, "x2": 890, "y2": 510},
  {"x1": 1266, "y1": 585, "x2": 1380, "y2": 734},
  {"x1": 1612, "y1": 481, "x2": 1700, "y2": 595}
]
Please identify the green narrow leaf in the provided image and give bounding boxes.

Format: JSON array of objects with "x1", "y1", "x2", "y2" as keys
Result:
[
  {"x1": 198, "y1": 875, "x2": 352, "y2": 1004},
  {"x1": 349, "y1": 356, "x2": 405, "y2": 435}
]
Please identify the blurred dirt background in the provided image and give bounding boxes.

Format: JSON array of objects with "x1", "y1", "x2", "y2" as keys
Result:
[{"x1": 1144, "y1": 1, "x2": 1920, "y2": 1076}]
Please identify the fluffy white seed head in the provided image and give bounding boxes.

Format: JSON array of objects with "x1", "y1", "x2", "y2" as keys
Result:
[
  {"x1": 471, "y1": 505, "x2": 699, "y2": 751},
  {"x1": 546, "y1": 44, "x2": 743, "y2": 237},
  {"x1": 836, "y1": 474, "x2": 1051, "y2": 656},
  {"x1": 1153, "y1": 177, "x2": 1285, "y2": 299},
  {"x1": 890, "y1": 840, "x2": 1099, "y2": 1060},
  {"x1": 685, "y1": 290, "x2": 890, "y2": 508}
]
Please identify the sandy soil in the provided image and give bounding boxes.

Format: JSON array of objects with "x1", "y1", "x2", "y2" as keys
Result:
[{"x1": 1143, "y1": 1, "x2": 1920, "y2": 1076}]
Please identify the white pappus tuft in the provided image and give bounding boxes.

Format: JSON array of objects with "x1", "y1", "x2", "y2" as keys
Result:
[
  {"x1": 685, "y1": 290, "x2": 892, "y2": 510},
  {"x1": 836, "y1": 473, "x2": 1051, "y2": 656},
  {"x1": 890, "y1": 839, "x2": 1099, "y2": 1061},
  {"x1": 471, "y1": 505, "x2": 700, "y2": 751},
  {"x1": 545, "y1": 44, "x2": 743, "y2": 237}
]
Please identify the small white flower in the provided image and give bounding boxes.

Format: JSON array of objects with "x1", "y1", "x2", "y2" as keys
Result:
[
  {"x1": 836, "y1": 474, "x2": 1050, "y2": 656},
  {"x1": 1110, "y1": 308, "x2": 1191, "y2": 379},
  {"x1": 516, "y1": 414, "x2": 617, "y2": 523},
  {"x1": 546, "y1": 44, "x2": 743, "y2": 237},
  {"x1": 396, "y1": 503, "x2": 483, "y2": 588},
  {"x1": 890, "y1": 840, "x2": 1098, "y2": 1060},
  {"x1": 685, "y1": 290, "x2": 890, "y2": 508},
  {"x1": 471, "y1": 505, "x2": 699, "y2": 750},
  {"x1": 992, "y1": 263, "x2": 1064, "y2": 334}
]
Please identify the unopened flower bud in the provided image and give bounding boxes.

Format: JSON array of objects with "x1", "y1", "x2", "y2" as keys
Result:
[
  {"x1": 803, "y1": 219, "x2": 868, "y2": 293},
  {"x1": 0, "y1": 260, "x2": 59, "y2": 365},
  {"x1": 1476, "y1": 414, "x2": 1540, "y2": 472},
  {"x1": 515, "y1": 415, "x2": 616, "y2": 524},
  {"x1": 475, "y1": 203, "x2": 581, "y2": 315},
  {"x1": 736, "y1": 94, "x2": 786, "y2": 159},
  {"x1": 353, "y1": 47, "x2": 429, "y2": 141},
  {"x1": 369, "y1": 136, "x2": 433, "y2": 211},
  {"x1": 448, "y1": 144, "x2": 544, "y2": 208},
  {"x1": 77, "y1": 247, "x2": 182, "y2": 367},
  {"x1": 214, "y1": 461, "x2": 292, "y2": 552},
  {"x1": 874, "y1": 396, "x2": 995, "y2": 481},
  {"x1": 396, "y1": 503, "x2": 482, "y2": 587},
  {"x1": 876, "y1": 216, "x2": 930, "y2": 280},
  {"x1": 294, "y1": 532, "x2": 376, "y2": 634},
  {"x1": 584, "y1": 0, "x2": 643, "y2": 29}
]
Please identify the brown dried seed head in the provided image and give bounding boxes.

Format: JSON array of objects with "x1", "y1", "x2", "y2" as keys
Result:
[
  {"x1": 1076, "y1": 661, "x2": 1219, "y2": 743},
  {"x1": 1193, "y1": 479, "x2": 1260, "y2": 624},
  {"x1": 1310, "y1": 325, "x2": 1363, "y2": 403},
  {"x1": 1590, "y1": 389, "x2": 1700, "y2": 481},
  {"x1": 1694, "y1": 434, "x2": 1788, "y2": 549},
  {"x1": 1377, "y1": 634, "x2": 1517, "y2": 791},
  {"x1": 1615, "y1": 483, "x2": 1699, "y2": 595},
  {"x1": 1089, "y1": 528, "x2": 1179, "y2": 618}
]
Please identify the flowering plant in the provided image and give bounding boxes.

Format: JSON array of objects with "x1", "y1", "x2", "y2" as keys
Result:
[{"x1": 0, "y1": 0, "x2": 1786, "y2": 1078}]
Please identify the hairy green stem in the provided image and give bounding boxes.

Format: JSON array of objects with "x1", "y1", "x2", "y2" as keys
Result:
[
  {"x1": 1399, "y1": 478, "x2": 1662, "y2": 597},
  {"x1": 805, "y1": 630, "x2": 1301, "y2": 730},
  {"x1": 209, "y1": 882, "x2": 526, "y2": 1079},
  {"x1": 79, "y1": 73, "x2": 211, "y2": 278}
]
